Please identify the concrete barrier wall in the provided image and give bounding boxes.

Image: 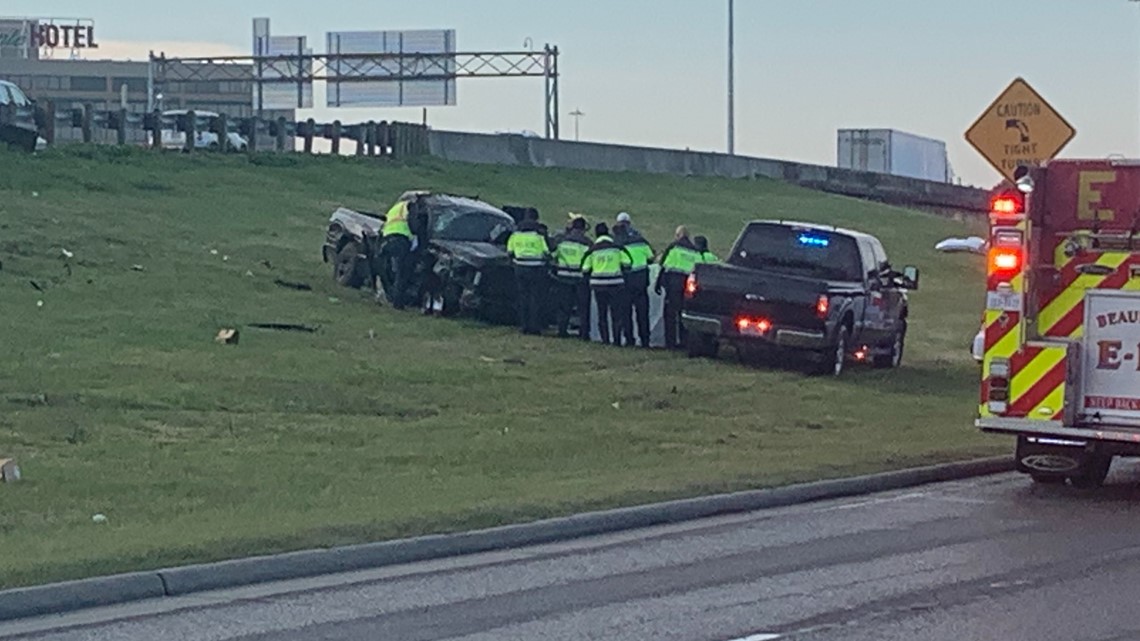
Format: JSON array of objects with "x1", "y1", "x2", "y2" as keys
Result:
[{"x1": 427, "y1": 130, "x2": 989, "y2": 213}]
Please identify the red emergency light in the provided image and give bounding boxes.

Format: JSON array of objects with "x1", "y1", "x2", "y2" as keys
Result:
[
  {"x1": 990, "y1": 193, "x2": 1024, "y2": 216},
  {"x1": 989, "y1": 248, "x2": 1023, "y2": 273}
]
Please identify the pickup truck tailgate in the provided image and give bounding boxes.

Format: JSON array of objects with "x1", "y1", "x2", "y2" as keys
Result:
[{"x1": 687, "y1": 263, "x2": 827, "y2": 329}]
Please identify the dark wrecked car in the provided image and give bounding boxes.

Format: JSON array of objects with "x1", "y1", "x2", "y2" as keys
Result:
[{"x1": 322, "y1": 192, "x2": 527, "y2": 323}]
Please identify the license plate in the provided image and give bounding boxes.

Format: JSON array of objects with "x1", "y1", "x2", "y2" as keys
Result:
[{"x1": 987, "y1": 291, "x2": 1022, "y2": 312}]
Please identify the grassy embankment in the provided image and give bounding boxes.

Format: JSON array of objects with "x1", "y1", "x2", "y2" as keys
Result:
[{"x1": 0, "y1": 146, "x2": 996, "y2": 588}]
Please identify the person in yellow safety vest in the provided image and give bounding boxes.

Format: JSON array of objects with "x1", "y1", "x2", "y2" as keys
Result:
[
  {"x1": 551, "y1": 214, "x2": 593, "y2": 339},
  {"x1": 694, "y1": 235, "x2": 720, "y2": 263},
  {"x1": 655, "y1": 225, "x2": 702, "y2": 349},
  {"x1": 379, "y1": 197, "x2": 416, "y2": 309},
  {"x1": 582, "y1": 222, "x2": 633, "y2": 346},
  {"x1": 613, "y1": 212, "x2": 655, "y2": 348},
  {"x1": 506, "y1": 209, "x2": 551, "y2": 335}
]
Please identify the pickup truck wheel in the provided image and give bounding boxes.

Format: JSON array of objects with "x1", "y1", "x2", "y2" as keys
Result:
[
  {"x1": 686, "y1": 333, "x2": 718, "y2": 359},
  {"x1": 334, "y1": 240, "x2": 368, "y2": 288},
  {"x1": 813, "y1": 326, "x2": 849, "y2": 377},
  {"x1": 873, "y1": 325, "x2": 906, "y2": 369}
]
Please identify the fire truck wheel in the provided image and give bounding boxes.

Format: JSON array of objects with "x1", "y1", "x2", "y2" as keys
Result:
[
  {"x1": 1029, "y1": 473, "x2": 1066, "y2": 485},
  {"x1": 1068, "y1": 455, "x2": 1112, "y2": 489}
]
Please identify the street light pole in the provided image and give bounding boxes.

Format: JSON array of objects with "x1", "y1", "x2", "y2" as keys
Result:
[
  {"x1": 728, "y1": 0, "x2": 736, "y2": 155},
  {"x1": 570, "y1": 108, "x2": 585, "y2": 141}
]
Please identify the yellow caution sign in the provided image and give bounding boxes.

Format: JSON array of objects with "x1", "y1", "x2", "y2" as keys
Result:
[{"x1": 966, "y1": 77, "x2": 1076, "y2": 182}]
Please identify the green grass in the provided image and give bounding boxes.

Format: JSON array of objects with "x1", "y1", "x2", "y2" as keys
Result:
[{"x1": 0, "y1": 145, "x2": 997, "y2": 589}]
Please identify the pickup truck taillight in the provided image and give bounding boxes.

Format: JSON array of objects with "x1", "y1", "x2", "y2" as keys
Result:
[
  {"x1": 684, "y1": 274, "x2": 698, "y2": 298},
  {"x1": 816, "y1": 295, "x2": 830, "y2": 319}
]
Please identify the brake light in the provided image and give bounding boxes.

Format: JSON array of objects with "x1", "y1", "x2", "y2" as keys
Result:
[
  {"x1": 816, "y1": 295, "x2": 830, "y2": 318},
  {"x1": 735, "y1": 316, "x2": 771, "y2": 335},
  {"x1": 684, "y1": 274, "x2": 698, "y2": 298}
]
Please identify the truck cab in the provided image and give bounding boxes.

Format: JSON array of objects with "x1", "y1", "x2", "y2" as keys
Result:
[
  {"x1": 682, "y1": 220, "x2": 917, "y2": 376},
  {"x1": 977, "y1": 160, "x2": 1140, "y2": 487}
]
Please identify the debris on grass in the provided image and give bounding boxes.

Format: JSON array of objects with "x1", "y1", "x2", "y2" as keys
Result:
[
  {"x1": 209, "y1": 249, "x2": 218, "y2": 256},
  {"x1": 36, "y1": 300, "x2": 43, "y2": 308},
  {"x1": 247, "y1": 323, "x2": 319, "y2": 333},
  {"x1": 29, "y1": 280, "x2": 44, "y2": 292},
  {"x1": 328, "y1": 297, "x2": 340, "y2": 303},
  {"x1": 91, "y1": 514, "x2": 107, "y2": 524},
  {"x1": 245, "y1": 271, "x2": 254, "y2": 277},
  {"x1": 131, "y1": 264, "x2": 144, "y2": 272},
  {"x1": 479, "y1": 355, "x2": 526, "y2": 365},
  {"x1": 261, "y1": 260, "x2": 273, "y2": 270},
  {"x1": 215, "y1": 328, "x2": 240, "y2": 345},
  {"x1": 273, "y1": 279, "x2": 312, "y2": 291},
  {"x1": 60, "y1": 249, "x2": 74, "y2": 259},
  {"x1": 0, "y1": 458, "x2": 21, "y2": 483}
]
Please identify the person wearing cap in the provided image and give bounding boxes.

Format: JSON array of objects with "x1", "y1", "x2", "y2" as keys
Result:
[
  {"x1": 550, "y1": 215, "x2": 593, "y2": 339},
  {"x1": 655, "y1": 225, "x2": 702, "y2": 349},
  {"x1": 507, "y1": 209, "x2": 551, "y2": 335},
  {"x1": 582, "y1": 222, "x2": 632, "y2": 345},
  {"x1": 694, "y1": 235, "x2": 720, "y2": 264},
  {"x1": 613, "y1": 212, "x2": 655, "y2": 348}
]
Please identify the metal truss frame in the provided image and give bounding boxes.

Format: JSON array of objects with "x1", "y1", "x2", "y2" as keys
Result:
[{"x1": 150, "y1": 46, "x2": 560, "y2": 139}]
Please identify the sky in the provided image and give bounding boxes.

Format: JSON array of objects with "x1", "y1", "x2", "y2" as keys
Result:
[{"x1": 7, "y1": 0, "x2": 1140, "y2": 187}]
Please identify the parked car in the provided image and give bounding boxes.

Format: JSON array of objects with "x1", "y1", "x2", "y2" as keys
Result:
[
  {"x1": 0, "y1": 79, "x2": 46, "y2": 152},
  {"x1": 323, "y1": 192, "x2": 521, "y2": 322},
  {"x1": 160, "y1": 109, "x2": 248, "y2": 152},
  {"x1": 681, "y1": 220, "x2": 918, "y2": 376}
]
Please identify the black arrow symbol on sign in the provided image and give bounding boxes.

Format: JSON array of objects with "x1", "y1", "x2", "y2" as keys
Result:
[{"x1": 1006, "y1": 119, "x2": 1030, "y2": 143}]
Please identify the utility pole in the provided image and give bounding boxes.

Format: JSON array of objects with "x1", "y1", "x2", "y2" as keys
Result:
[{"x1": 570, "y1": 108, "x2": 585, "y2": 141}]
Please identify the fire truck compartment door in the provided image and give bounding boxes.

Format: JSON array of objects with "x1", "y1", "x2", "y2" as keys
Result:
[{"x1": 1080, "y1": 290, "x2": 1140, "y2": 427}]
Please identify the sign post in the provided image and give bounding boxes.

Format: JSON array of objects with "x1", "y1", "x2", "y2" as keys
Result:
[{"x1": 966, "y1": 77, "x2": 1076, "y2": 182}]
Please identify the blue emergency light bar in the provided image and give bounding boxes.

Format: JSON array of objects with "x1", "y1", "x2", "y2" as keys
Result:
[{"x1": 797, "y1": 234, "x2": 830, "y2": 248}]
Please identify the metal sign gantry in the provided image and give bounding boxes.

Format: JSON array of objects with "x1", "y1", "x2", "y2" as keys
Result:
[{"x1": 148, "y1": 46, "x2": 561, "y2": 139}]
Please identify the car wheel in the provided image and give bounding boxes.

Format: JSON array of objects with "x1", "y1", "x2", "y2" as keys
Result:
[
  {"x1": 813, "y1": 326, "x2": 849, "y2": 377},
  {"x1": 874, "y1": 323, "x2": 906, "y2": 369},
  {"x1": 686, "y1": 333, "x2": 718, "y2": 359},
  {"x1": 334, "y1": 240, "x2": 368, "y2": 288}
]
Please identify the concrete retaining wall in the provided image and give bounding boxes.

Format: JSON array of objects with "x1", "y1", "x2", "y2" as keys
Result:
[{"x1": 427, "y1": 130, "x2": 989, "y2": 213}]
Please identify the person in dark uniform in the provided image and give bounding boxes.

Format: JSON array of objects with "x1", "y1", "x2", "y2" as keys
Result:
[
  {"x1": 655, "y1": 225, "x2": 702, "y2": 349},
  {"x1": 613, "y1": 212, "x2": 655, "y2": 348},
  {"x1": 506, "y1": 210, "x2": 551, "y2": 335},
  {"x1": 550, "y1": 215, "x2": 593, "y2": 338},
  {"x1": 582, "y1": 223, "x2": 632, "y2": 345}
]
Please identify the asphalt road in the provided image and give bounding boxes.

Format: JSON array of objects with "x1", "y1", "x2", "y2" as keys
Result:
[{"x1": 8, "y1": 468, "x2": 1140, "y2": 641}]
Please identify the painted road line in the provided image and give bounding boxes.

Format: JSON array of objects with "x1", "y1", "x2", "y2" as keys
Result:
[{"x1": 726, "y1": 634, "x2": 781, "y2": 641}]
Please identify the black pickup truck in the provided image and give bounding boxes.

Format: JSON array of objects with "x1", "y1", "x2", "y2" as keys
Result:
[{"x1": 681, "y1": 221, "x2": 918, "y2": 376}]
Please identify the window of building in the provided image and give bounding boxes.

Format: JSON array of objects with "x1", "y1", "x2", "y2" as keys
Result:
[
  {"x1": 111, "y1": 77, "x2": 148, "y2": 93},
  {"x1": 69, "y1": 76, "x2": 107, "y2": 92}
]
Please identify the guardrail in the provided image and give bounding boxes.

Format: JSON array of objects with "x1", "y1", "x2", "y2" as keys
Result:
[{"x1": 0, "y1": 100, "x2": 430, "y2": 158}]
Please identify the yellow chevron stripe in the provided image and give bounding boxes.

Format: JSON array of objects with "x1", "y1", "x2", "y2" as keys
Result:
[
  {"x1": 1038, "y1": 253, "x2": 1130, "y2": 335},
  {"x1": 1028, "y1": 382, "x2": 1066, "y2": 422},
  {"x1": 1010, "y1": 346, "x2": 1065, "y2": 407}
]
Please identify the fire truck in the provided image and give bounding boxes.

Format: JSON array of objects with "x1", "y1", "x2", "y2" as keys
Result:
[{"x1": 978, "y1": 160, "x2": 1140, "y2": 488}]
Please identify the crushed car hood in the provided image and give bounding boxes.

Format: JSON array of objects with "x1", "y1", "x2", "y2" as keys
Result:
[{"x1": 430, "y1": 240, "x2": 511, "y2": 268}]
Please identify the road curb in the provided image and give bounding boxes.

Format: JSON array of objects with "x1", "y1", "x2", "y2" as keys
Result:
[{"x1": 0, "y1": 456, "x2": 1013, "y2": 621}]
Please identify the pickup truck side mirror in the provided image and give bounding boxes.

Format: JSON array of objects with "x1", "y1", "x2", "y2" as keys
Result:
[{"x1": 901, "y1": 265, "x2": 920, "y2": 290}]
